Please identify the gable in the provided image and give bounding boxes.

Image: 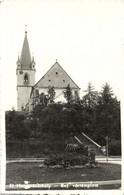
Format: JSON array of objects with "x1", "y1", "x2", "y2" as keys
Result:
[{"x1": 35, "y1": 62, "x2": 80, "y2": 89}]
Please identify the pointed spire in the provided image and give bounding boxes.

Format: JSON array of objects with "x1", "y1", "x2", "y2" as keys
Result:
[{"x1": 20, "y1": 29, "x2": 32, "y2": 69}]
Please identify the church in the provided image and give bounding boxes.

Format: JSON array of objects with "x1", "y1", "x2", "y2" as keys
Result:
[{"x1": 16, "y1": 31, "x2": 80, "y2": 111}]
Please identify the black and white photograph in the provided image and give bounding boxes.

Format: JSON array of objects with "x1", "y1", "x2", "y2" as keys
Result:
[{"x1": 0, "y1": 0, "x2": 124, "y2": 194}]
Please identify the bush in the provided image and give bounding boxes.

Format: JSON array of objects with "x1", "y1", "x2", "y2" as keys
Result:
[
  {"x1": 44, "y1": 153, "x2": 88, "y2": 167},
  {"x1": 109, "y1": 140, "x2": 121, "y2": 156}
]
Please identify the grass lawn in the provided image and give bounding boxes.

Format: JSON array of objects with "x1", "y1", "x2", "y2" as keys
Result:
[{"x1": 6, "y1": 162, "x2": 121, "y2": 185}]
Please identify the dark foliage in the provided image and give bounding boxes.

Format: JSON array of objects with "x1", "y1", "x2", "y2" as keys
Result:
[
  {"x1": 44, "y1": 153, "x2": 88, "y2": 167},
  {"x1": 108, "y1": 140, "x2": 121, "y2": 156},
  {"x1": 6, "y1": 110, "x2": 30, "y2": 141},
  {"x1": 47, "y1": 86, "x2": 56, "y2": 103},
  {"x1": 95, "y1": 83, "x2": 121, "y2": 145},
  {"x1": 64, "y1": 84, "x2": 73, "y2": 104},
  {"x1": 6, "y1": 82, "x2": 121, "y2": 157}
]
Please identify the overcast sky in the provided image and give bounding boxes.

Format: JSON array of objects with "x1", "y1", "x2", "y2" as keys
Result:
[{"x1": 1, "y1": 0, "x2": 124, "y2": 111}]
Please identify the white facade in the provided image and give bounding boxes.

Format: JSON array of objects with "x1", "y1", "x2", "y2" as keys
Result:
[{"x1": 17, "y1": 32, "x2": 80, "y2": 111}]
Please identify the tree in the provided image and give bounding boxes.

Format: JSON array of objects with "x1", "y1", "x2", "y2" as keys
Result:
[
  {"x1": 64, "y1": 84, "x2": 73, "y2": 104},
  {"x1": 81, "y1": 82, "x2": 98, "y2": 136},
  {"x1": 96, "y1": 83, "x2": 121, "y2": 145},
  {"x1": 6, "y1": 111, "x2": 30, "y2": 141},
  {"x1": 39, "y1": 92, "x2": 48, "y2": 106},
  {"x1": 99, "y1": 83, "x2": 114, "y2": 105},
  {"x1": 47, "y1": 86, "x2": 56, "y2": 103},
  {"x1": 82, "y1": 82, "x2": 98, "y2": 108}
]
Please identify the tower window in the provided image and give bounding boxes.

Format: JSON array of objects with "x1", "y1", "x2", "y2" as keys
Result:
[
  {"x1": 63, "y1": 80, "x2": 65, "y2": 82},
  {"x1": 24, "y1": 73, "x2": 29, "y2": 84},
  {"x1": 56, "y1": 72, "x2": 58, "y2": 75},
  {"x1": 49, "y1": 79, "x2": 51, "y2": 82}
]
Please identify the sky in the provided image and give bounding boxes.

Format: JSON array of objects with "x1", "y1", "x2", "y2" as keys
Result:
[{"x1": 1, "y1": 0, "x2": 124, "y2": 111}]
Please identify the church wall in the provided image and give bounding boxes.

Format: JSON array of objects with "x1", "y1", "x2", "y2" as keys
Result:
[
  {"x1": 16, "y1": 32, "x2": 80, "y2": 111},
  {"x1": 37, "y1": 88, "x2": 66, "y2": 102},
  {"x1": 17, "y1": 69, "x2": 35, "y2": 86},
  {"x1": 17, "y1": 86, "x2": 32, "y2": 111},
  {"x1": 17, "y1": 69, "x2": 35, "y2": 111},
  {"x1": 35, "y1": 87, "x2": 80, "y2": 103}
]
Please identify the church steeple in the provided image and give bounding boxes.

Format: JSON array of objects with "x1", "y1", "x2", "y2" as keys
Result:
[
  {"x1": 20, "y1": 31, "x2": 32, "y2": 69},
  {"x1": 16, "y1": 29, "x2": 36, "y2": 111}
]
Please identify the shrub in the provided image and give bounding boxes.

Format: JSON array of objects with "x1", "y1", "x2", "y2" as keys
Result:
[
  {"x1": 44, "y1": 153, "x2": 88, "y2": 167},
  {"x1": 109, "y1": 140, "x2": 121, "y2": 156}
]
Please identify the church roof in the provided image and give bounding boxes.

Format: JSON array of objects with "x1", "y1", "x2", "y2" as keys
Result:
[
  {"x1": 20, "y1": 31, "x2": 32, "y2": 69},
  {"x1": 34, "y1": 61, "x2": 80, "y2": 89}
]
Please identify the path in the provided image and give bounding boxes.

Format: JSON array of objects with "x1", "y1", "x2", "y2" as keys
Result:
[{"x1": 6, "y1": 156, "x2": 121, "y2": 165}]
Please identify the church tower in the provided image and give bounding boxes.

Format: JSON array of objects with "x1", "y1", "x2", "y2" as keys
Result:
[{"x1": 16, "y1": 30, "x2": 36, "y2": 111}]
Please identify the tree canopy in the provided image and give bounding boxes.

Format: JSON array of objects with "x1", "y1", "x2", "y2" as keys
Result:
[{"x1": 6, "y1": 82, "x2": 121, "y2": 156}]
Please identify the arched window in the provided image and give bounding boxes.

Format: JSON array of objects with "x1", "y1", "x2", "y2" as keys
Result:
[{"x1": 24, "y1": 73, "x2": 29, "y2": 84}]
